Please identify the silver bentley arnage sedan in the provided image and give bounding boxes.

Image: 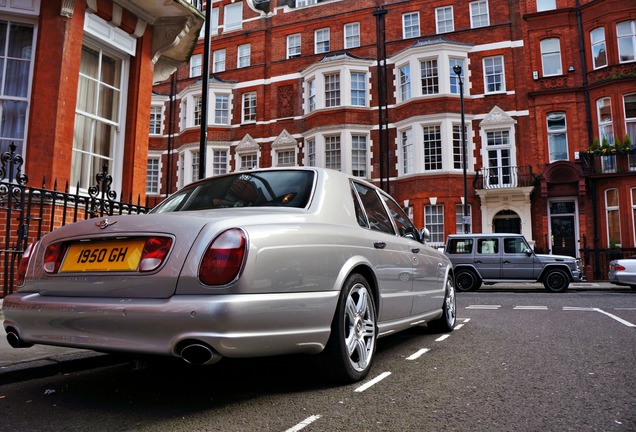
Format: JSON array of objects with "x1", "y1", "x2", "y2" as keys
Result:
[{"x1": 3, "y1": 168, "x2": 455, "y2": 383}]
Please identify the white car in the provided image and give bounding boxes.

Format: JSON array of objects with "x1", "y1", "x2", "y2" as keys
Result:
[
  {"x1": 3, "y1": 168, "x2": 456, "y2": 383},
  {"x1": 608, "y1": 256, "x2": 636, "y2": 290}
]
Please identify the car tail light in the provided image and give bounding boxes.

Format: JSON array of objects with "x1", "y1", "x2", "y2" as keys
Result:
[
  {"x1": 17, "y1": 242, "x2": 37, "y2": 286},
  {"x1": 43, "y1": 242, "x2": 67, "y2": 274},
  {"x1": 199, "y1": 228, "x2": 247, "y2": 285},
  {"x1": 139, "y1": 237, "x2": 173, "y2": 272},
  {"x1": 613, "y1": 264, "x2": 626, "y2": 271}
]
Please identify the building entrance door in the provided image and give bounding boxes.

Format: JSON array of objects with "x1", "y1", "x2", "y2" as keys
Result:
[
  {"x1": 549, "y1": 201, "x2": 577, "y2": 257},
  {"x1": 493, "y1": 210, "x2": 521, "y2": 233}
]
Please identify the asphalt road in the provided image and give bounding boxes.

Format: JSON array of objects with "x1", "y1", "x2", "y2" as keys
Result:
[{"x1": 0, "y1": 288, "x2": 634, "y2": 431}]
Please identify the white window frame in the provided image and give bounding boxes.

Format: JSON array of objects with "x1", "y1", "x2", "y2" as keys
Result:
[
  {"x1": 402, "y1": 12, "x2": 420, "y2": 39},
  {"x1": 398, "y1": 64, "x2": 411, "y2": 102},
  {"x1": 400, "y1": 128, "x2": 414, "y2": 175},
  {"x1": 72, "y1": 30, "x2": 130, "y2": 194},
  {"x1": 422, "y1": 124, "x2": 443, "y2": 171},
  {"x1": 605, "y1": 188, "x2": 621, "y2": 247},
  {"x1": 190, "y1": 53, "x2": 202, "y2": 77},
  {"x1": 275, "y1": 148, "x2": 296, "y2": 167},
  {"x1": 315, "y1": 28, "x2": 330, "y2": 54},
  {"x1": 214, "y1": 93, "x2": 231, "y2": 125},
  {"x1": 344, "y1": 22, "x2": 360, "y2": 49},
  {"x1": 193, "y1": 95, "x2": 202, "y2": 126},
  {"x1": 351, "y1": 72, "x2": 366, "y2": 107},
  {"x1": 547, "y1": 112, "x2": 568, "y2": 162},
  {"x1": 425, "y1": 204, "x2": 445, "y2": 246},
  {"x1": 470, "y1": 0, "x2": 489, "y2": 29},
  {"x1": 436, "y1": 6, "x2": 454, "y2": 34},
  {"x1": 420, "y1": 58, "x2": 439, "y2": 95},
  {"x1": 597, "y1": 97, "x2": 614, "y2": 145},
  {"x1": 241, "y1": 92, "x2": 256, "y2": 124},
  {"x1": 351, "y1": 134, "x2": 368, "y2": 177},
  {"x1": 178, "y1": 147, "x2": 200, "y2": 188},
  {"x1": 213, "y1": 49, "x2": 226, "y2": 73},
  {"x1": 302, "y1": 60, "x2": 372, "y2": 113},
  {"x1": 237, "y1": 44, "x2": 250, "y2": 68},
  {"x1": 590, "y1": 27, "x2": 607, "y2": 69},
  {"x1": 240, "y1": 153, "x2": 258, "y2": 170},
  {"x1": 287, "y1": 34, "x2": 301, "y2": 59},
  {"x1": 224, "y1": 2, "x2": 243, "y2": 32},
  {"x1": 484, "y1": 56, "x2": 505, "y2": 93},
  {"x1": 617, "y1": 20, "x2": 636, "y2": 63},
  {"x1": 150, "y1": 105, "x2": 163, "y2": 135},
  {"x1": 211, "y1": 148, "x2": 229, "y2": 176},
  {"x1": 0, "y1": 17, "x2": 36, "y2": 159},
  {"x1": 540, "y1": 38, "x2": 562, "y2": 77},
  {"x1": 210, "y1": 8, "x2": 219, "y2": 34},
  {"x1": 146, "y1": 156, "x2": 161, "y2": 195}
]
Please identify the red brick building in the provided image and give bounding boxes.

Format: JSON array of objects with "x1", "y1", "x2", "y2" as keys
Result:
[
  {"x1": 148, "y1": 0, "x2": 635, "y2": 279},
  {"x1": 0, "y1": 0, "x2": 203, "y2": 199},
  {"x1": 0, "y1": 0, "x2": 203, "y2": 295}
]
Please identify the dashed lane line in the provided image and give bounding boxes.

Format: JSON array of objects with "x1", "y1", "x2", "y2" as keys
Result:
[
  {"x1": 563, "y1": 307, "x2": 636, "y2": 327},
  {"x1": 285, "y1": 415, "x2": 322, "y2": 432},
  {"x1": 354, "y1": 371, "x2": 392, "y2": 393}
]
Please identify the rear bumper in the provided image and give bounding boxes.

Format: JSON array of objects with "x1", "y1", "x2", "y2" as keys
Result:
[{"x1": 2, "y1": 291, "x2": 339, "y2": 358}]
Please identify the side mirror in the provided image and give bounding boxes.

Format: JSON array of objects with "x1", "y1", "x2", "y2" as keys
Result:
[
  {"x1": 420, "y1": 227, "x2": 431, "y2": 242},
  {"x1": 524, "y1": 248, "x2": 533, "y2": 256}
]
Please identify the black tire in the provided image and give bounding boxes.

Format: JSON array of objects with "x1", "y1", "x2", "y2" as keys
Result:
[
  {"x1": 428, "y1": 275, "x2": 457, "y2": 333},
  {"x1": 543, "y1": 269, "x2": 569, "y2": 293},
  {"x1": 455, "y1": 269, "x2": 481, "y2": 292},
  {"x1": 325, "y1": 273, "x2": 377, "y2": 383}
]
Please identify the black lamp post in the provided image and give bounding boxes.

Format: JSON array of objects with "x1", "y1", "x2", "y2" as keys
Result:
[{"x1": 453, "y1": 64, "x2": 470, "y2": 234}]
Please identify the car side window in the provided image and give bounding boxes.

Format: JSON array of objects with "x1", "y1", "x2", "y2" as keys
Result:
[
  {"x1": 478, "y1": 239, "x2": 498, "y2": 254},
  {"x1": 504, "y1": 237, "x2": 526, "y2": 254},
  {"x1": 448, "y1": 238, "x2": 473, "y2": 254},
  {"x1": 380, "y1": 193, "x2": 420, "y2": 240},
  {"x1": 350, "y1": 182, "x2": 369, "y2": 228},
  {"x1": 352, "y1": 182, "x2": 395, "y2": 235}
]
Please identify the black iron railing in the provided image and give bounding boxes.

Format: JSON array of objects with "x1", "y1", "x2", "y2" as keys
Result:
[
  {"x1": 473, "y1": 165, "x2": 536, "y2": 190},
  {"x1": 1, "y1": 144, "x2": 152, "y2": 296}
]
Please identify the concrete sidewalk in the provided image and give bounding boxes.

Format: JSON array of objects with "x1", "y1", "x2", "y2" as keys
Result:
[{"x1": 0, "y1": 282, "x2": 625, "y2": 384}]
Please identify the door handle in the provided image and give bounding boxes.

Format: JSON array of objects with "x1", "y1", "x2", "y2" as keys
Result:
[
  {"x1": 374, "y1": 241, "x2": 386, "y2": 249},
  {"x1": 475, "y1": 260, "x2": 482, "y2": 264},
  {"x1": 411, "y1": 248, "x2": 420, "y2": 253},
  {"x1": 503, "y1": 260, "x2": 511, "y2": 264}
]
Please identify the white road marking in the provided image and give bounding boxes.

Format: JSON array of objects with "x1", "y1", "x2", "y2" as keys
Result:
[
  {"x1": 435, "y1": 334, "x2": 450, "y2": 342},
  {"x1": 514, "y1": 305, "x2": 548, "y2": 310},
  {"x1": 563, "y1": 307, "x2": 636, "y2": 327},
  {"x1": 454, "y1": 323, "x2": 464, "y2": 330},
  {"x1": 406, "y1": 348, "x2": 430, "y2": 360},
  {"x1": 286, "y1": 415, "x2": 322, "y2": 432},
  {"x1": 354, "y1": 371, "x2": 391, "y2": 392},
  {"x1": 462, "y1": 318, "x2": 471, "y2": 323},
  {"x1": 466, "y1": 305, "x2": 501, "y2": 309}
]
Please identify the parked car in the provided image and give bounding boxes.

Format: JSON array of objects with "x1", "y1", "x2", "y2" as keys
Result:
[
  {"x1": 444, "y1": 233, "x2": 583, "y2": 293},
  {"x1": 3, "y1": 168, "x2": 455, "y2": 383},
  {"x1": 608, "y1": 256, "x2": 636, "y2": 290}
]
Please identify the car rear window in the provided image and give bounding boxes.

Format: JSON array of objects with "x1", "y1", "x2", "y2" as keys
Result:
[
  {"x1": 447, "y1": 238, "x2": 473, "y2": 254},
  {"x1": 151, "y1": 170, "x2": 315, "y2": 212}
]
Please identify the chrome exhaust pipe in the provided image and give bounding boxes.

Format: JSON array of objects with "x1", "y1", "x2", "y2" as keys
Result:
[
  {"x1": 6, "y1": 330, "x2": 33, "y2": 348},
  {"x1": 179, "y1": 343, "x2": 221, "y2": 366}
]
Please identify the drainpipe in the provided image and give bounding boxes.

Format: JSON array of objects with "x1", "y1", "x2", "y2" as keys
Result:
[{"x1": 576, "y1": 1, "x2": 599, "y2": 277}]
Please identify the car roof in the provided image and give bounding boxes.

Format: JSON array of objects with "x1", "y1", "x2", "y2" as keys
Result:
[{"x1": 447, "y1": 233, "x2": 525, "y2": 239}]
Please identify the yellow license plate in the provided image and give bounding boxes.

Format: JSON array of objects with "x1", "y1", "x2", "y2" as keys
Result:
[{"x1": 60, "y1": 240, "x2": 145, "y2": 272}]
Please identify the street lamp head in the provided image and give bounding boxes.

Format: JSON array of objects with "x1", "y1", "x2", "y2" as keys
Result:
[{"x1": 453, "y1": 65, "x2": 462, "y2": 76}]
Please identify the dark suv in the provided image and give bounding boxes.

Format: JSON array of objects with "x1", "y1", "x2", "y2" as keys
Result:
[{"x1": 444, "y1": 233, "x2": 583, "y2": 293}]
